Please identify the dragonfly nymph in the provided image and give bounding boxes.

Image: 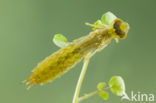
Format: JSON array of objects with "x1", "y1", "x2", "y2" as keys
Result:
[{"x1": 24, "y1": 18, "x2": 129, "y2": 89}]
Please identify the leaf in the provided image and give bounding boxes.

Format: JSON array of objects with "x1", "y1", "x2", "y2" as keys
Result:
[
  {"x1": 92, "y1": 20, "x2": 103, "y2": 30},
  {"x1": 109, "y1": 76, "x2": 125, "y2": 96},
  {"x1": 53, "y1": 34, "x2": 68, "y2": 48},
  {"x1": 101, "y1": 11, "x2": 117, "y2": 25},
  {"x1": 97, "y1": 82, "x2": 106, "y2": 90},
  {"x1": 99, "y1": 91, "x2": 109, "y2": 100},
  {"x1": 94, "y1": 20, "x2": 102, "y2": 25}
]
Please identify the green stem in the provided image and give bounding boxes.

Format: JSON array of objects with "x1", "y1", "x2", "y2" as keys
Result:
[
  {"x1": 78, "y1": 87, "x2": 111, "y2": 102},
  {"x1": 78, "y1": 90, "x2": 98, "y2": 102},
  {"x1": 72, "y1": 53, "x2": 92, "y2": 103}
]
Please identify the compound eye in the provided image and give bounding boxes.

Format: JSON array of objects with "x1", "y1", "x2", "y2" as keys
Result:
[{"x1": 113, "y1": 20, "x2": 126, "y2": 39}]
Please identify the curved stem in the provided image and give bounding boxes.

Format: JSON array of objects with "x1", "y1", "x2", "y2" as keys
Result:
[{"x1": 72, "y1": 53, "x2": 92, "y2": 103}]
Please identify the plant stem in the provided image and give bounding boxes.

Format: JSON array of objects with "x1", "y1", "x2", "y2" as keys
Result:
[
  {"x1": 78, "y1": 87, "x2": 111, "y2": 102},
  {"x1": 72, "y1": 53, "x2": 92, "y2": 103},
  {"x1": 78, "y1": 90, "x2": 98, "y2": 102}
]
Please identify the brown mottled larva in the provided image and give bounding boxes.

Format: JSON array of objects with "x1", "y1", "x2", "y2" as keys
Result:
[{"x1": 25, "y1": 19, "x2": 129, "y2": 88}]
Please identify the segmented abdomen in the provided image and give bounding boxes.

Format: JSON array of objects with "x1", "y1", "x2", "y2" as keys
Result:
[{"x1": 25, "y1": 29, "x2": 110, "y2": 88}]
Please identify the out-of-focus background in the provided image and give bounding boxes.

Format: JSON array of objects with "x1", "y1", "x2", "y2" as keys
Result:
[{"x1": 0, "y1": 0, "x2": 156, "y2": 103}]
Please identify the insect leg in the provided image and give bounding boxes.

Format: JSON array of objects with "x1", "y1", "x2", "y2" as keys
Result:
[{"x1": 85, "y1": 22, "x2": 106, "y2": 29}]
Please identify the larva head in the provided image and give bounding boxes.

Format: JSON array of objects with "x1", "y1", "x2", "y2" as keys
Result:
[{"x1": 111, "y1": 19, "x2": 129, "y2": 39}]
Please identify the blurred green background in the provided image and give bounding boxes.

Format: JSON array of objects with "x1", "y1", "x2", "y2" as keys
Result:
[{"x1": 0, "y1": 0, "x2": 156, "y2": 103}]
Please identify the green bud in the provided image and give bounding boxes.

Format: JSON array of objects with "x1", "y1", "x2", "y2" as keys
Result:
[
  {"x1": 92, "y1": 20, "x2": 103, "y2": 30},
  {"x1": 101, "y1": 11, "x2": 117, "y2": 25},
  {"x1": 109, "y1": 76, "x2": 125, "y2": 96},
  {"x1": 97, "y1": 82, "x2": 106, "y2": 90},
  {"x1": 99, "y1": 91, "x2": 109, "y2": 100},
  {"x1": 94, "y1": 20, "x2": 102, "y2": 25},
  {"x1": 53, "y1": 34, "x2": 68, "y2": 48}
]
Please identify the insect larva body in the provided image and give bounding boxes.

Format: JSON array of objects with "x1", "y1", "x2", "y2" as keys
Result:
[
  {"x1": 25, "y1": 29, "x2": 111, "y2": 88},
  {"x1": 25, "y1": 19, "x2": 129, "y2": 88}
]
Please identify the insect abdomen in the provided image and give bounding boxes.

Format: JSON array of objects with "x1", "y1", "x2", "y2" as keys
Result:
[
  {"x1": 25, "y1": 29, "x2": 109, "y2": 88},
  {"x1": 25, "y1": 42, "x2": 90, "y2": 87}
]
